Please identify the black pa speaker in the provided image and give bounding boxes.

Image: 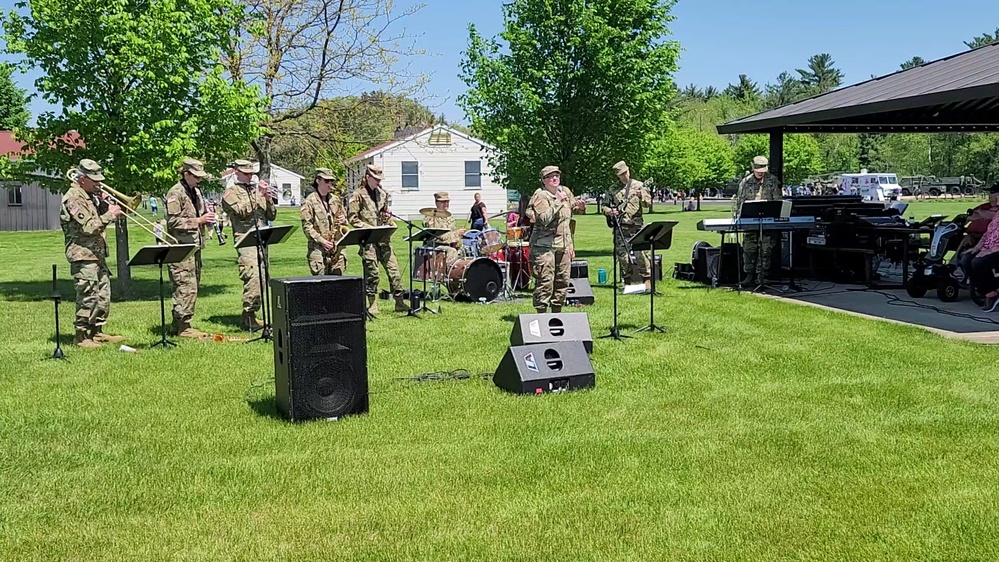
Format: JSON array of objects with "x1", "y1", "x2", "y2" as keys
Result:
[
  {"x1": 570, "y1": 260, "x2": 588, "y2": 279},
  {"x1": 494, "y1": 341, "x2": 595, "y2": 394},
  {"x1": 510, "y1": 312, "x2": 593, "y2": 353},
  {"x1": 566, "y1": 278, "x2": 595, "y2": 305},
  {"x1": 271, "y1": 276, "x2": 368, "y2": 421}
]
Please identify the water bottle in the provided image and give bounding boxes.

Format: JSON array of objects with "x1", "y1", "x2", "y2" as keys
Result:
[{"x1": 598, "y1": 269, "x2": 608, "y2": 285}]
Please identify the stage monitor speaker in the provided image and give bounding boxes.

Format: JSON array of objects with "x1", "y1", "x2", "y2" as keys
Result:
[
  {"x1": 271, "y1": 276, "x2": 368, "y2": 422},
  {"x1": 494, "y1": 341, "x2": 595, "y2": 394},
  {"x1": 510, "y1": 312, "x2": 593, "y2": 353},
  {"x1": 699, "y1": 243, "x2": 742, "y2": 285},
  {"x1": 570, "y1": 260, "x2": 588, "y2": 279},
  {"x1": 567, "y1": 278, "x2": 595, "y2": 305}
]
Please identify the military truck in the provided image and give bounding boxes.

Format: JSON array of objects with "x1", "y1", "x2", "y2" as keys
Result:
[{"x1": 899, "y1": 175, "x2": 984, "y2": 197}]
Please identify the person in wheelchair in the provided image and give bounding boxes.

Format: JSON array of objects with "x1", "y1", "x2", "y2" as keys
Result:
[
  {"x1": 959, "y1": 185, "x2": 999, "y2": 312},
  {"x1": 956, "y1": 184, "x2": 999, "y2": 271}
]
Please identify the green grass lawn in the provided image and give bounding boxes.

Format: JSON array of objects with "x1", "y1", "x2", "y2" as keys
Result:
[{"x1": 1, "y1": 198, "x2": 998, "y2": 560}]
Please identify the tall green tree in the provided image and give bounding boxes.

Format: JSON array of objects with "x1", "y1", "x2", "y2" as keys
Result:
[
  {"x1": 459, "y1": 0, "x2": 681, "y2": 195},
  {"x1": 0, "y1": 63, "x2": 29, "y2": 130},
  {"x1": 965, "y1": 28, "x2": 999, "y2": 49},
  {"x1": 900, "y1": 56, "x2": 926, "y2": 70},
  {"x1": 3, "y1": 0, "x2": 264, "y2": 292},
  {"x1": 763, "y1": 71, "x2": 807, "y2": 110},
  {"x1": 646, "y1": 126, "x2": 734, "y2": 208},
  {"x1": 723, "y1": 74, "x2": 761, "y2": 104},
  {"x1": 797, "y1": 53, "x2": 844, "y2": 94}
]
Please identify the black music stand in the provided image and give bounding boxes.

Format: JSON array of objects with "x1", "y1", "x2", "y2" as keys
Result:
[
  {"x1": 629, "y1": 221, "x2": 677, "y2": 334},
  {"x1": 48, "y1": 264, "x2": 66, "y2": 360},
  {"x1": 128, "y1": 243, "x2": 197, "y2": 348},
  {"x1": 405, "y1": 226, "x2": 449, "y2": 314},
  {"x1": 235, "y1": 224, "x2": 296, "y2": 342},
  {"x1": 336, "y1": 225, "x2": 398, "y2": 320},
  {"x1": 600, "y1": 211, "x2": 633, "y2": 342},
  {"x1": 739, "y1": 200, "x2": 784, "y2": 293}
]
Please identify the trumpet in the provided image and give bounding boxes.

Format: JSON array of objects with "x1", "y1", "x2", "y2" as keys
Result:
[{"x1": 67, "y1": 168, "x2": 179, "y2": 245}]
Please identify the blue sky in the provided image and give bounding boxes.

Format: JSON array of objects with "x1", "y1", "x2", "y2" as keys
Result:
[{"x1": 4, "y1": 0, "x2": 999, "y2": 125}]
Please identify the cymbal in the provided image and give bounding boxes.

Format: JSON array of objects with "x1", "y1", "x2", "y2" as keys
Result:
[{"x1": 420, "y1": 207, "x2": 452, "y2": 219}]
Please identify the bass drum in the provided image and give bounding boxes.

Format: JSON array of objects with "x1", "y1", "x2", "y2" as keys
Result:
[{"x1": 447, "y1": 257, "x2": 503, "y2": 302}]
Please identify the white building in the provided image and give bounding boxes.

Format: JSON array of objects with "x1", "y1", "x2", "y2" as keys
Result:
[
  {"x1": 219, "y1": 163, "x2": 304, "y2": 207},
  {"x1": 343, "y1": 125, "x2": 507, "y2": 222}
]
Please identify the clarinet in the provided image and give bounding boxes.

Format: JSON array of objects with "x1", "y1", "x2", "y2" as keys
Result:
[{"x1": 206, "y1": 199, "x2": 226, "y2": 246}]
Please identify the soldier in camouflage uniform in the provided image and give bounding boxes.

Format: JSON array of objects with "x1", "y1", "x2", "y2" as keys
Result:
[
  {"x1": 604, "y1": 160, "x2": 653, "y2": 289},
  {"x1": 165, "y1": 158, "x2": 216, "y2": 338},
  {"x1": 300, "y1": 168, "x2": 348, "y2": 275},
  {"x1": 347, "y1": 163, "x2": 406, "y2": 314},
  {"x1": 221, "y1": 159, "x2": 277, "y2": 331},
  {"x1": 423, "y1": 191, "x2": 465, "y2": 267},
  {"x1": 60, "y1": 159, "x2": 126, "y2": 348},
  {"x1": 735, "y1": 155, "x2": 783, "y2": 284},
  {"x1": 525, "y1": 165, "x2": 586, "y2": 313}
]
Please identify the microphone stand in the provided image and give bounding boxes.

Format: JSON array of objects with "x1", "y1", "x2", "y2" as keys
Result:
[
  {"x1": 390, "y1": 212, "x2": 423, "y2": 318},
  {"x1": 600, "y1": 209, "x2": 632, "y2": 341},
  {"x1": 49, "y1": 264, "x2": 66, "y2": 360}
]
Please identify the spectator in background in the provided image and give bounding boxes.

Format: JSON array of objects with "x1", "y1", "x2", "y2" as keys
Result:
[
  {"x1": 149, "y1": 196, "x2": 158, "y2": 216},
  {"x1": 470, "y1": 192, "x2": 487, "y2": 230}
]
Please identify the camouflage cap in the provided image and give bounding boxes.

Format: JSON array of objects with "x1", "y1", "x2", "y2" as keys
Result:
[
  {"x1": 365, "y1": 163, "x2": 384, "y2": 180},
  {"x1": 233, "y1": 159, "x2": 255, "y2": 173},
  {"x1": 612, "y1": 161, "x2": 629, "y2": 175},
  {"x1": 182, "y1": 157, "x2": 211, "y2": 178},
  {"x1": 315, "y1": 168, "x2": 336, "y2": 180},
  {"x1": 540, "y1": 165, "x2": 560, "y2": 178},
  {"x1": 434, "y1": 191, "x2": 450, "y2": 202},
  {"x1": 78, "y1": 158, "x2": 105, "y2": 182},
  {"x1": 752, "y1": 156, "x2": 768, "y2": 172}
]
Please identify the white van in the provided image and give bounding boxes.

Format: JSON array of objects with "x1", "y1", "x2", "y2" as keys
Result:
[{"x1": 838, "y1": 170, "x2": 902, "y2": 201}]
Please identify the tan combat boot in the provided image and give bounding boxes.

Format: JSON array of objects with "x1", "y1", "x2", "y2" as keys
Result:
[
  {"x1": 393, "y1": 293, "x2": 408, "y2": 312},
  {"x1": 176, "y1": 319, "x2": 205, "y2": 339},
  {"x1": 242, "y1": 312, "x2": 263, "y2": 332},
  {"x1": 74, "y1": 329, "x2": 101, "y2": 348},
  {"x1": 91, "y1": 327, "x2": 124, "y2": 344},
  {"x1": 366, "y1": 295, "x2": 379, "y2": 315}
]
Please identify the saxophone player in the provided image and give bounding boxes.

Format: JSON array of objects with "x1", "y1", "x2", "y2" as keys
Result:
[{"x1": 300, "y1": 168, "x2": 348, "y2": 275}]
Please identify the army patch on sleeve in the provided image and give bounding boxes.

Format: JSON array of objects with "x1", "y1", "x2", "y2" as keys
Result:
[
  {"x1": 70, "y1": 205, "x2": 79, "y2": 215},
  {"x1": 166, "y1": 196, "x2": 177, "y2": 204}
]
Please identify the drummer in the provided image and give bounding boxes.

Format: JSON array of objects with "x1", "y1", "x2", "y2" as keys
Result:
[{"x1": 423, "y1": 192, "x2": 465, "y2": 265}]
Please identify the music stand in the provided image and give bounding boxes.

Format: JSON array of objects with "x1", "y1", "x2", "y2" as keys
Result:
[
  {"x1": 128, "y1": 243, "x2": 197, "y2": 348},
  {"x1": 599, "y1": 211, "x2": 633, "y2": 342},
  {"x1": 405, "y1": 226, "x2": 448, "y2": 314},
  {"x1": 629, "y1": 221, "x2": 677, "y2": 334},
  {"x1": 738, "y1": 200, "x2": 784, "y2": 293},
  {"x1": 235, "y1": 224, "x2": 296, "y2": 342},
  {"x1": 336, "y1": 225, "x2": 398, "y2": 320}
]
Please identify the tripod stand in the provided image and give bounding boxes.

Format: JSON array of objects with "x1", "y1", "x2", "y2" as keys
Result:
[
  {"x1": 128, "y1": 244, "x2": 197, "y2": 348},
  {"x1": 236, "y1": 223, "x2": 295, "y2": 342},
  {"x1": 49, "y1": 264, "x2": 66, "y2": 360},
  {"x1": 401, "y1": 219, "x2": 448, "y2": 317},
  {"x1": 630, "y1": 221, "x2": 677, "y2": 334},
  {"x1": 599, "y1": 215, "x2": 632, "y2": 341}
]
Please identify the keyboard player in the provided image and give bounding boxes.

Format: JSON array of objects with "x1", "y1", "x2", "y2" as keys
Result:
[{"x1": 735, "y1": 156, "x2": 782, "y2": 285}]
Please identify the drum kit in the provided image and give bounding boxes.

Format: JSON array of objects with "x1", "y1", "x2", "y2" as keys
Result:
[{"x1": 412, "y1": 208, "x2": 532, "y2": 304}]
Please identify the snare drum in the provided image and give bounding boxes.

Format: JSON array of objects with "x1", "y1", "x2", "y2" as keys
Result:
[
  {"x1": 447, "y1": 257, "x2": 503, "y2": 302},
  {"x1": 462, "y1": 230, "x2": 481, "y2": 257},
  {"x1": 506, "y1": 226, "x2": 525, "y2": 241},
  {"x1": 412, "y1": 247, "x2": 448, "y2": 282},
  {"x1": 506, "y1": 243, "x2": 532, "y2": 290},
  {"x1": 477, "y1": 227, "x2": 504, "y2": 254}
]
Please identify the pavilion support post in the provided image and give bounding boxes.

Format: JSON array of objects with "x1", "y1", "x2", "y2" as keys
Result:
[{"x1": 769, "y1": 131, "x2": 784, "y2": 186}]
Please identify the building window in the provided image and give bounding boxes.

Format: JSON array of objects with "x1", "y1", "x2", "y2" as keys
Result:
[
  {"x1": 401, "y1": 161, "x2": 419, "y2": 190},
  {"x1": 428, "y1": 130, "x2": 452, "y2": 145},
  {"x1": 6, "y1": 185, "x2": 22, "y2": 206},
  {"x1": 464, "y1": 161, "x2": 481, "y2": 188}
]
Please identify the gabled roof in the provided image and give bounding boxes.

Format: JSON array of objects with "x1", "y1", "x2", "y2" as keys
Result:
[
  {"x1": 717, "y1": 43, "x2": 999, "y2": 134},
  {"x1": 0, "y1": 130, "x2": 85, "y2": 159},
  {"x1": 344, "y1": 124, "x2": 496, "y2": 163}
]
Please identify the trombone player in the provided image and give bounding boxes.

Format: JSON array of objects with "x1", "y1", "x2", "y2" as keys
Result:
[
  {"x1": 300, "y1": 168, "x2": 348, "y2": 275},
  {"x1": 221, "y1": 159, "x2": 277, "y2": 331},
  {"x1": 164, "y1": 158, "x2": 216, "y2": 338},
  {"x1": 60, "y1": 158, "x2": 126, "y2": 348}
]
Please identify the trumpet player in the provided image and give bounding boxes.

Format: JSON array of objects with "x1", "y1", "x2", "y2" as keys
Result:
[
  {"x1": 301, "y1": 168, "x2": 347, "y2": 275},
  {"x1": 221, "y1": 158, "x2": 277, "y2": 331},
  {"x1": 164, "y1": 158, "x2": 216, "y2": 338},
  {"x1": 60, "y1": 158, "x2": 126, "y2": 348},
  {"x1": 348, "y1": 163, "x2": 406, "y2": 314}
]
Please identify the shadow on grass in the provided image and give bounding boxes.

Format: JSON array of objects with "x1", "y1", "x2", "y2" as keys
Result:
[
  {"x1": 204, "y1": 314, "x2": 245, "y2": 329},
  {"x1": 247, "y1": 396, "x2": 284, "y2": 421},
  {"x1": 0, "y1": 279, "x2": 229, "y2": 303}
]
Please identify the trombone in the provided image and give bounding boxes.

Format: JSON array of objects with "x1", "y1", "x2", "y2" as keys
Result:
[{"x1": 67, "y1": 168, "x2": 180, "y2": 245}]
